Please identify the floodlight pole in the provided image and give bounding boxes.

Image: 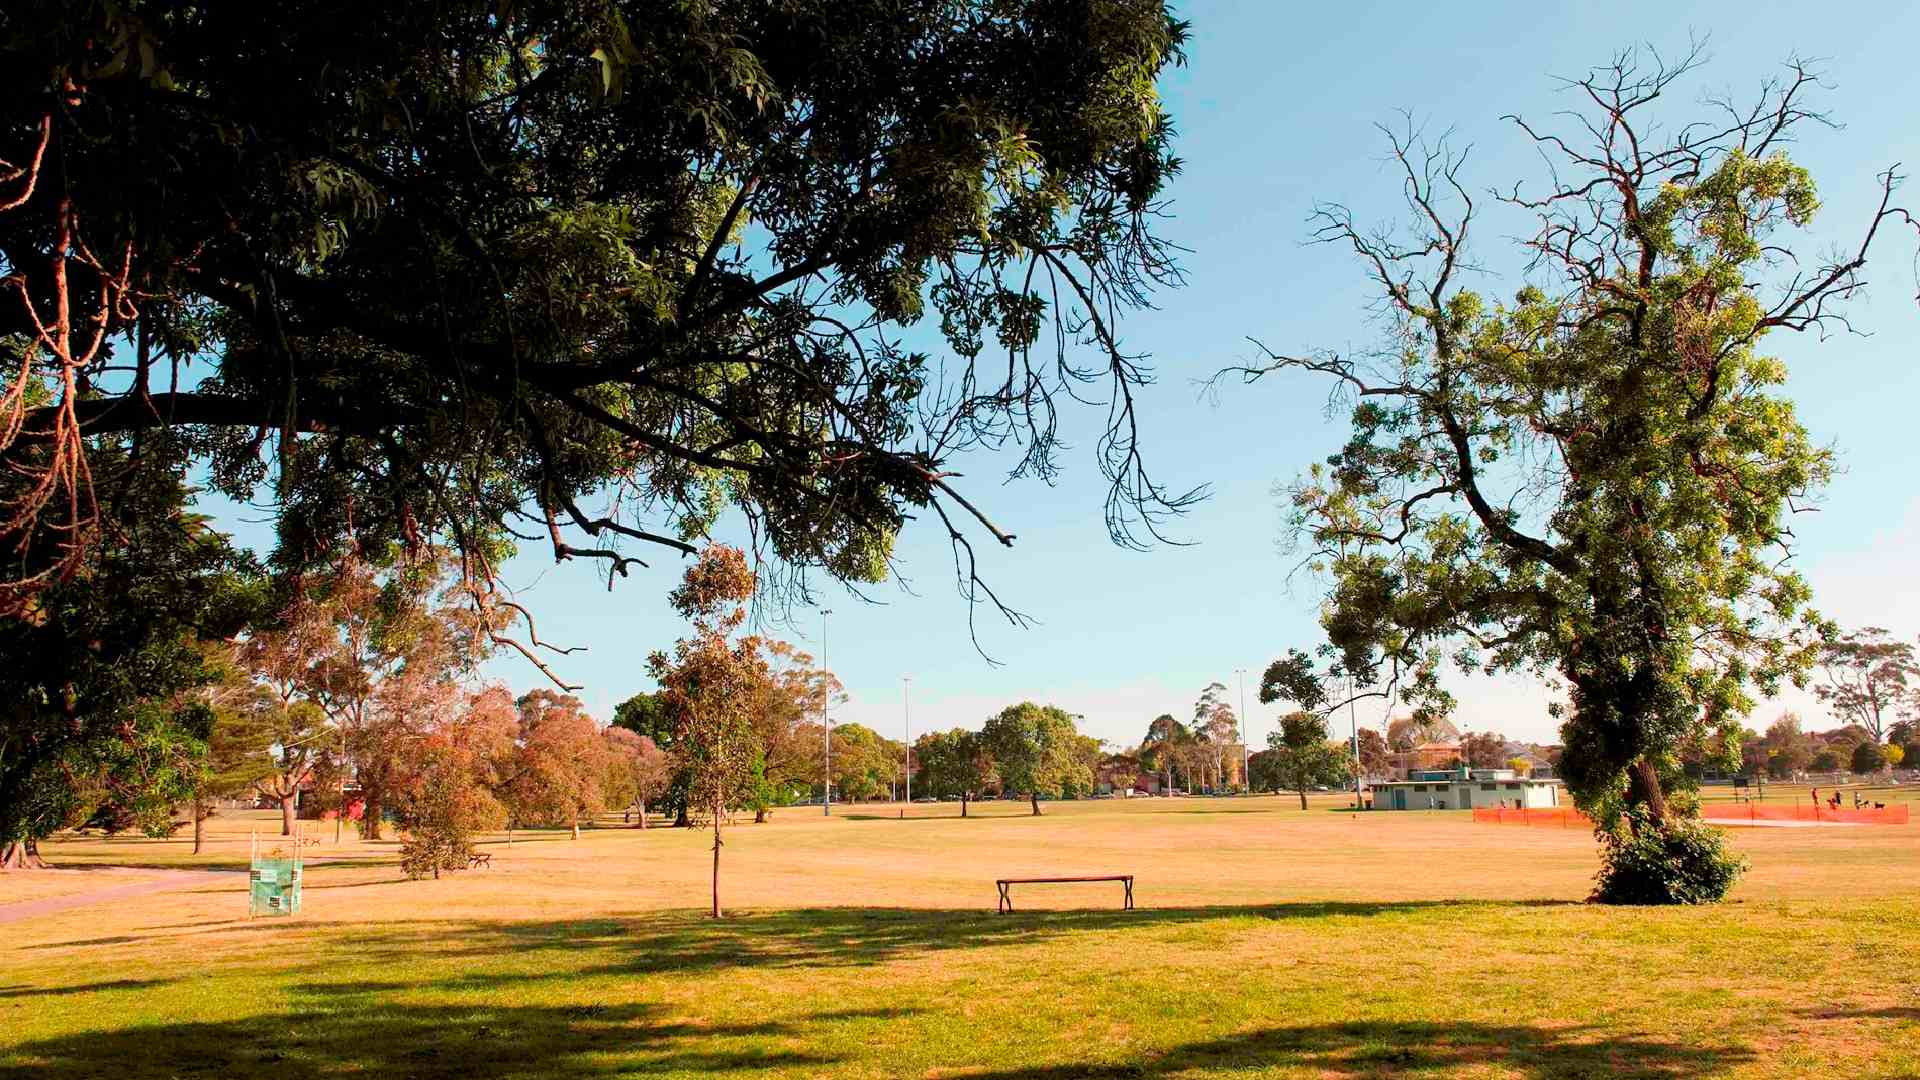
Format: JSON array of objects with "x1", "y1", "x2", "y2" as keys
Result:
[
  {"x1": 1348, "y1": 670, "x2": 1361, "y2": 806},
  {"x1": 902, "y1": 675, "x2": 913, "y2": 809},
  {"x1": 821, "y1": 608, "x2": 832, "y2": 817},
  {"x1": 1236, "y1": 667, "x2": 1250, "y2": 793}
]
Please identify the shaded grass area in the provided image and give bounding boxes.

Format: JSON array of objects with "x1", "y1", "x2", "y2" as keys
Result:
[{"x1": 5, "y1": 898, "x2": 1919, "y2": 1078}]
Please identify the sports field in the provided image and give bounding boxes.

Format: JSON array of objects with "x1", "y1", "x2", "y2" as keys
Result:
[{"x1": 4, "y1": 793, "x2": 1917, "y2": 1078}]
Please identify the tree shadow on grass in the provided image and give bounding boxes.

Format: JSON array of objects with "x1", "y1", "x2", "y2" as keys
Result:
[
  {"x1": 0, "y1": 997, "x2": 848, "y2": 1079},
  {"x1": 0, "y1": 978, "x2": 176, "y2": 998},
  {"x1": 316, "y1": 900, "x2": 1577, "y2": 988},
  {"x1": 962, "y1": 1020, "x2": 1754, "y2": 1079}
]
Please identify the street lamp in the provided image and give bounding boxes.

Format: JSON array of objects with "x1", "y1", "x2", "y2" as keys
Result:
[
  {"x1": 1236, "y1": 668, "x2": 1250, "y2": 794},
  {"x1": 821, "y1": 608, "x2": 832, "y2": 817},
  {"x1": 901, "y1": 675, "x2": 913, "y2": 810}
]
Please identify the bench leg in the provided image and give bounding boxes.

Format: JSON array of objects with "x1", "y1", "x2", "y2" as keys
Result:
[
  {"x1": 1124, "y1": 879, "x2": 1134, "y2": 911},
  {"x1": 998, "y1": 883, "x2": 1011, "y2": 914}
]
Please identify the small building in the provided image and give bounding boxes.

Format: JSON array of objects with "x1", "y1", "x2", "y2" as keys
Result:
[{"x1": 1368, "y1": 767, "x2": 1563, "y2": 811}]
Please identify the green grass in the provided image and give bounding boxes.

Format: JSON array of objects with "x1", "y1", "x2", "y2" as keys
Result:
[{"x1": 4, "y1": 799, "x2": 1918, "y2": 1078}]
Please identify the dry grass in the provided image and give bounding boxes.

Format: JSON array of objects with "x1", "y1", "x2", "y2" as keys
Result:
[{"x1": 3, "y1": 796, "x2": 1917, "y2": 1078}]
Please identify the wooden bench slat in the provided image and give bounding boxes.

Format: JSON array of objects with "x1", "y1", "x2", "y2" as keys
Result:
[{"x1": 996, "y1": 876, "x2": 1129, "y2": 884}]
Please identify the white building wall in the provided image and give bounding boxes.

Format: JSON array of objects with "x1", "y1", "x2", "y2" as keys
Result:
[{"x1": 1373, "y1": 780, "x2": 1561, "y2": 809}]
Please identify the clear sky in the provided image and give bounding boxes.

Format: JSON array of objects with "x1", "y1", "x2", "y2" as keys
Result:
[{"x1": 205, "y1": 1, "x2": 1920, "y2": 752}]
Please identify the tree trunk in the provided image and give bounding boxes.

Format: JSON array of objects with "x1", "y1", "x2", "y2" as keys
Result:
[
  {"x1": 674, "y1": 804, "x2": 690, "y2": 828},
  {"x1": 753, "y1": 807, "x2": 768, "y2": 824},
  {"x1": 1, "y1": 838, "x2": 49, "y2": 869},
  {"x1": 280, "y1": 793, "x2": 297, "y2": 836},
  {"x1": 361, "y1": 786, "x2": 385, "y2": 840},
  {"x1": 1030, "y1": 792, "x2": 1041, "y2": 817},
  {"x1": 637, "y1": 799, "x2": 647, "y2": 829},
  {"x1": 193, "y1": 797, "x2": 205, "y2": 854},
  {"x1": 1626, "y1": 756, "x2": 1670, "y2": 825},
  {"x1": 961, "y1": 792, "x2": 969, "y2": 818},
  {"x1": 710, "y1": 796, "x2": 724, "y2": 918},
  {"x1": 1297, "y1": 786, "x2": 1308, "y2": 811},
  {"x1": 571, "y1": 819, "x2": 580, "y2": 841}
]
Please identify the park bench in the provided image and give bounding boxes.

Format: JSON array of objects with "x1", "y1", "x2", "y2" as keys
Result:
[
  {"x1": 995, "y1": 875, "x2": 1133, "y2": 914},
  {"x1": 467, "y1": 852, "x2": 492, "y2": 870}
]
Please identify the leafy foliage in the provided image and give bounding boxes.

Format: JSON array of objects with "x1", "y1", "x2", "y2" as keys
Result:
[
  {"x1": 981, "y1": 702, "x2": 1090, "y2": 815},
  {"x1": 0, "y1": 0, "x2": 1196, "y2": 663},
  {"x1": 0, "y1": 454, "x2": 260, "y2": 867},
  {"x1": 1223, "y1": 52, "x2": 1912, "y2": 900},
  {"x1": 1592, "y1": 809, "x2": 1747, "y2": 905},
  {"x1": 1257, "y1": 712, "x2": 1353, "y2": 808},
  {"x1": 1814, "y1": 627, "x2": 1918, "y2": 743},
  {"x1": 914, "y1": 728, "x2": 996, "y2": 815}
]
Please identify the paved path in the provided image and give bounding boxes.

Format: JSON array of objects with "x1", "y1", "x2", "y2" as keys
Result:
[{"x1": 0, "y1": 869, "x2": 237, "y2": 925}]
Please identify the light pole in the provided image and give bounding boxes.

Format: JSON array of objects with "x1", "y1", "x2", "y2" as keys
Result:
[
  {"x1": 1236, "y1": 667, "x2": 1250, "y2": 794},
  {"x1": 821, "y1": 608, "x2": 832, "y2": 817},
  {"x1": 1347, "y1": 669, "x2": 1361, "y2": 807},
  {"x1": 901, "y1": 675, "x2": 913, "y2": 810}
]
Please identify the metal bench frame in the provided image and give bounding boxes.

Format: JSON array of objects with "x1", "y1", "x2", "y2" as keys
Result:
[{"x1": 995, "y1": 874, "x2": 1133, "y2": 913}]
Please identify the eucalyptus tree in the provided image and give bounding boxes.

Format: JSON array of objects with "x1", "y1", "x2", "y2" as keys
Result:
[
  {"x1": 1223, "y1": 51, "x2": 1912, "y2": 901},
  {"x1": 0, "y1": 1, "x2": 1195, "y2": 676},
  {"x1": 1813, "y1": 627, "x2": 1918, "y2": 743}
]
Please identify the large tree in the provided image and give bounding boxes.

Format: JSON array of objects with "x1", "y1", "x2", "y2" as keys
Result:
[
  {"x1": 504, "y1": 690, "x2": 612, "y2": 840},
  {"x1": 914, "y1": 728, "x2": 996, "y2": 817},
  {"x1": 0, "y1": 457, "x2": 260, "y2": 867},
  {"x1": 1223, "y1": 52, "x2": 1910, "y2": 902},
  {"x1": 1813, "y1": 627, "x2": 1917, "y2": 744},
  {"x1": 981, "y1": 702, "x2": 1090, "y2": 816},
  {"x1": 0, "y1": 1, "x2": 1194, "y2": 673},
  {"x1": 1139, "y1": 713, "x2": 1187, "y2": 795}
]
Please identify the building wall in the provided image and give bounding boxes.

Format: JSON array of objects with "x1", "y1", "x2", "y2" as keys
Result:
[{"x1": 1373, "y1": 780, "x2": 1561, "y2": 810}]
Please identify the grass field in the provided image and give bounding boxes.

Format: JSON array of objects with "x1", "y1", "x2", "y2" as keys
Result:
[{"x1": 3, "y1": 793, "x2": 1917, "y2": 1078}]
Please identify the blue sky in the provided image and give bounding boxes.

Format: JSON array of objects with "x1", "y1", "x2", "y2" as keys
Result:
[{"x1": 207, "y1": 1, "x2": 1920, "y2": 751}]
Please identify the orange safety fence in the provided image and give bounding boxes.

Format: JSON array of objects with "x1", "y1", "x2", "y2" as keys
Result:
[
  {"x1": 1700, "y1": 802, "x2": 1909, "y2": 825},
  {"x1": 1472, "y1": 807, "x2": 1594, "y2": 828}
]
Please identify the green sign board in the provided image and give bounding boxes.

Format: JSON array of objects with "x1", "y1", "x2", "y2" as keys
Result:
[{"x1": 249, "y1": 856, "x2": 303, "y2": 917}]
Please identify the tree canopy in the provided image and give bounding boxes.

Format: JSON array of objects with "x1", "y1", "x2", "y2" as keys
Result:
[
  {"x1": 1222, "y1": 51, "x2": 1912, "y2": 900},
  {"x1": 0, "y1": 0, "x2": 1195, "y2": 671},
  {"x1": 981, "y1": 702, "x2": 1090, "y2": 815}
]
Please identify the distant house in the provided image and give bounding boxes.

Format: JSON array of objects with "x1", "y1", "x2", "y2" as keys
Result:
[{"x1": 1368, "y1": 767, "x2": 1563, "y2": 811}]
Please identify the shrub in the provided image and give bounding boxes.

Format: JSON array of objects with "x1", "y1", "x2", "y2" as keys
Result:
[{"x1": 1592, "y1": 809, "x2": 1747, "y2": 905}]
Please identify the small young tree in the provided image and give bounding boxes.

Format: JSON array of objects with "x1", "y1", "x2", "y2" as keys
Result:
[
  {"x1": 649, "y1": 545, "x2": 764, "y2": 918},
  {"x1": 981, "y1": 703, "x2": 1091, "y2": 816}
]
